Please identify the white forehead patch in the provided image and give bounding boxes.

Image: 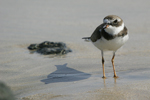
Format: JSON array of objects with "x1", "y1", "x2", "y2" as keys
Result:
[
  {"x1": 103, "y1": 18, "x2": 121, "y2": 23},
  {"x1": 103, "y1": 19, "x2": 110, "y2": 23}
]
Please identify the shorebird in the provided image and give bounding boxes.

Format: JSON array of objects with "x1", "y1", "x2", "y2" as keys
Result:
[{"x1": 82, "y1": 15, "x2": 129, "y2": 78}]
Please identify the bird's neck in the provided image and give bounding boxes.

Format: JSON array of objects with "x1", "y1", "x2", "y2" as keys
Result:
[{"x1": 104, "y1": 23, "x2": 124, "y2": 35}]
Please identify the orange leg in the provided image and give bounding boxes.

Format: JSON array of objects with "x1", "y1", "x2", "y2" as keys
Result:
[{"x1": 112, "y1": 53, "x2": 118, "y2": 78}]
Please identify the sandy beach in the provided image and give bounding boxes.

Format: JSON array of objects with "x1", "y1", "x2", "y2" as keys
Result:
[{"x1": 1, "y1": 0, "x2": 150, "y2": 100}]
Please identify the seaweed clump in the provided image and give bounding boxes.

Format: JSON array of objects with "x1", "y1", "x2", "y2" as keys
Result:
[{"x1": 28, "y1": 41, "x2": 72, "y2": 55}]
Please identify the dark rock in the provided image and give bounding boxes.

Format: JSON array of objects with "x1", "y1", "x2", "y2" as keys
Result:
[
  {"x1": 27, "y1": 44, "x2": 39, "y2": 50},
  {"x1": 28, "y1": 41, "x2": 72, "y2": 55}
]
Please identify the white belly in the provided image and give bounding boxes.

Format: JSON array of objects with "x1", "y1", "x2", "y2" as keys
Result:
[{"x1": 93, "y1": 34, "x2": 129, "y2": 51}]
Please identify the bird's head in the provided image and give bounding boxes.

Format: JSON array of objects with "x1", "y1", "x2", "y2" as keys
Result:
[{"x1": 103, "y1": 15, "x2": 124, "y2": 35}]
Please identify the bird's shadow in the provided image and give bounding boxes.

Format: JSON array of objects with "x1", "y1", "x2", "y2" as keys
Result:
[{"x1": 41, "y1": 63, "x2": 91, "y2": 84}]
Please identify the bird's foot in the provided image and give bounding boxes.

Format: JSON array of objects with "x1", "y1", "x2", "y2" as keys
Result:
[
  {"x1": 113, "y1": 75, "x2": 119, "y2": 78},
  {"x1": 102, "y1": 76, "x2": 106, "y2": 79}
]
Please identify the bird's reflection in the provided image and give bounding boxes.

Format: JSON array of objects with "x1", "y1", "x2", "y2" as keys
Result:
[{"x1": 102, "y1": 77, "x2": 117, "y2": 88}]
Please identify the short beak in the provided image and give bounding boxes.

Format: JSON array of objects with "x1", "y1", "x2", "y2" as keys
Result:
[
  {"x1": 106, "y1": 25, "x2": 109, "y2": 28},
  {"x1": 103, "y1": 24, "x2": 109, "y2": 29}
]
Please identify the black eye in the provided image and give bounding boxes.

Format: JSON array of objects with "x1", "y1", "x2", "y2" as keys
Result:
[{"x1": 114, "y1": 20, "x2": 117, "y2": 23}]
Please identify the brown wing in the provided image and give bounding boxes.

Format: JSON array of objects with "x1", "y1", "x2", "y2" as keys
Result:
[{"x1": 90, "y1": 23, "x2": 105, "y2": 42}]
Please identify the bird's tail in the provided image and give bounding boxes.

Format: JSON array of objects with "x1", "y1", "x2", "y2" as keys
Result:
[{"x1": 82, "y1": 37, "x2": 91, "y2": 42}]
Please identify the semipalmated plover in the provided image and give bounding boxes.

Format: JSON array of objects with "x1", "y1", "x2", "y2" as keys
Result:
[{"x1": 82, "y1": 15, "x2": 129, "y2": 78}]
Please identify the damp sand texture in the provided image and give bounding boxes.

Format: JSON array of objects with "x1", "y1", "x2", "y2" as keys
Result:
[{"x1": 1, "y1": 0, "x2": 150, "y2": 100}]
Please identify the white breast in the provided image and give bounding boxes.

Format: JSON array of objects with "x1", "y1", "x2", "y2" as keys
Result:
[{"x1": 93, "y1": 34, "x2": 129, "y2": 51}]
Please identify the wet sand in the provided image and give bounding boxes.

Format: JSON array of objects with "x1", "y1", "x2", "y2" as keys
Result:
[{"x1": 0, "y1": 0, "x2": 150, "y2": 100}]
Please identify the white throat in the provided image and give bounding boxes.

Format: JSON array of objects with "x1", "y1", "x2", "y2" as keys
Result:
[{"x1": 104, "y1": 23, "x2": 124, "y2": 35}]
